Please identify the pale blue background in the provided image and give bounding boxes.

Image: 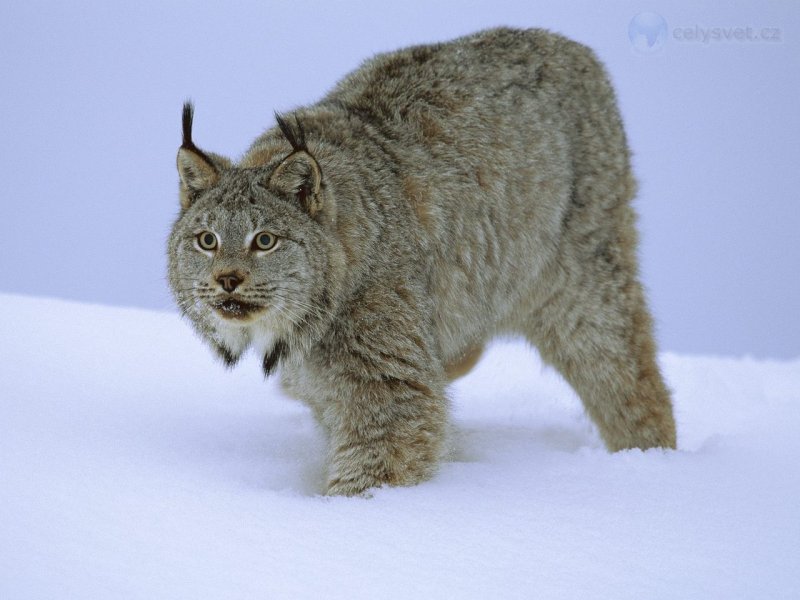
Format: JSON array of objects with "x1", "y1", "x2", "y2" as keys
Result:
[{"x1": 1, "y1": 1, "x2": 797, "y2": 358}]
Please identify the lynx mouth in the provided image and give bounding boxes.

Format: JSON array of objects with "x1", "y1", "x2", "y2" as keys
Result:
[{"x1": 211, "y1": 298, "x2": 265, "y2": 321}]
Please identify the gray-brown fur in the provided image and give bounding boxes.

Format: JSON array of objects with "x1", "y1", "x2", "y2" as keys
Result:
[{"x1": 168, "y1": 27, "x2": 677, "y2": 496}]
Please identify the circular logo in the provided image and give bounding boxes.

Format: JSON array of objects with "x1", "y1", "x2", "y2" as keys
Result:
[{"x1": 628, "y1": 12, "x2": 668, "y2": 54}]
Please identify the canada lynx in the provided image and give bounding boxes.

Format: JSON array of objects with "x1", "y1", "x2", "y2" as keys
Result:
[{"x1": 168, "y1": 27, "x2": 676, "y2": 496}]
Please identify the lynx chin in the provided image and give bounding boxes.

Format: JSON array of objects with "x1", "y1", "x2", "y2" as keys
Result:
[{"x1": 168, "y1": 27, "x2": 677, "y2": 497}]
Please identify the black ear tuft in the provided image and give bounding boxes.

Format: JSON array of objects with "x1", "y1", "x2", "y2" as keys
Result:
[
  {"x1": 181, "y1": 100, "x2": 214, "y2": 168},
  {"x1": 269, "y1": 113, "x2": 324, "y2": 216},
  {"x1": 176, "y1": 101, "x2": 224, "y2": 209},
  {"x1": 181, "y1": 101, "x2": 213, "y2": 166},
  {"x1": 275, "y1": 112, "x2": 308, "y2": 153},
  {"x1": 182, "y1": 101, "x2": 195, "y2": 148}
]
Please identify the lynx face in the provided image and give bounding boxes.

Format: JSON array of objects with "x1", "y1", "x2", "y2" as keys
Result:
[
  {"x1": 168, "y1": 107, "x2": 337, "y2": 368},
  {"x1": 168, "y1": 169, "x2": 332, "y2": 367}
]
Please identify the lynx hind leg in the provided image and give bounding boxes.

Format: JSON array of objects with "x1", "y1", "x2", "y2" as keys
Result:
[{"x1": 526, "y1": 245, "x2": 677, "y2": 452}]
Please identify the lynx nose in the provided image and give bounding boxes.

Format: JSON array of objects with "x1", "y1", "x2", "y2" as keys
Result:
[{"x1": 216, "y1": 272, "x2": 243, "y2": 293}]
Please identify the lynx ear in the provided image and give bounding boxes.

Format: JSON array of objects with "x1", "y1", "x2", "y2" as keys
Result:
[
  {"x1": 270, "y1": 114, "x2": 323, "y2": 216},
  {"x1": 176, "y1": 102, "x2": 223, "y2": 209}
]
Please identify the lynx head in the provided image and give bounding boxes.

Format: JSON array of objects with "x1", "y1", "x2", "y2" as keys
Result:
[{"x1": 168, "y1": 102, "x2": 337, "y2": 374}]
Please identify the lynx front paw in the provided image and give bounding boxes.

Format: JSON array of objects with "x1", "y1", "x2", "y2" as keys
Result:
[
  {"x1": 325, "y1": 468, "x2": 428, "y2": 497},
  {"x1": 325, "y1": 440, "x2": 437, "y2": 497},
  {"x1": 325, "y1": 456, "x2": 406, "y2": 497},
  {"x1": 325, "y1": 475, "x2": 384, "y2": 497}
]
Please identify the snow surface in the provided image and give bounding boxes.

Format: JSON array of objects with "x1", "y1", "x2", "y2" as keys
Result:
[{"x1": 1, "y1": 294, "x2": 799, "y2": 599}]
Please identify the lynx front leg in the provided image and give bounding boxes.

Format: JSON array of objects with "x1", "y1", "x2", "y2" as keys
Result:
[
  {"x1": 313, "y1": 290, "x2": 449, "y2": 496},
  {"x1": 322, "y1": 374, "x2": 447, "y2": 496}
]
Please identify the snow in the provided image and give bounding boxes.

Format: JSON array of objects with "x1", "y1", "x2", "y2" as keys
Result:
[{"x1": 1, "y1": 293, "x2": 799, "y2": 599}]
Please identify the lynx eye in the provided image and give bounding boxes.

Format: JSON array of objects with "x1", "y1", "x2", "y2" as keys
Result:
[
  {"x1": 196, "y1": 231, "x2": 218, "y2": 251},
  {"x1": 252, "y1": 231, "x2": 279, "y2": 252}
]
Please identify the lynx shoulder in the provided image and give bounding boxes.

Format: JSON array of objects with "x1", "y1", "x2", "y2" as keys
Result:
[{"x1": 168, "y1": 27, "x2": 676, "y2": 496}]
